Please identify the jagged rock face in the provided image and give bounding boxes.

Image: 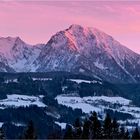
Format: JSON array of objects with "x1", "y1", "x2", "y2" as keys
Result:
[
  {"x1": 35, "y1": 25, "x2": 140, "y2": 83},
  {"x1": 0, "y1": 24, "x2": 140, "y2": 83},
  {"x1": 0, "y1": 36, "x2": 44, "y2": 72}
]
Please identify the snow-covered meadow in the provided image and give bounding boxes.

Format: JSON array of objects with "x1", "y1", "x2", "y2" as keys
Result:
[
  {"x1": 0, "y1": 94, "x2": 46, "y2": 109},
  {"x1": 56, "y1": 94, "x2": 140, "y2": 127},
  {"x1": 56, "y1": 95, "x2": 131, "y2": 113}
]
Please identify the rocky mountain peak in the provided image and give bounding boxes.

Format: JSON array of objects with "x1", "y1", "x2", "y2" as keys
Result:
[{"x1": 0, "y1": 25, "x2": 140, "y2": 83}]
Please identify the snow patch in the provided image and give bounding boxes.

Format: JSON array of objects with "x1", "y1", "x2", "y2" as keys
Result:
[
  {"x1": 79, "y1": 68, "x2": 85, "y2": 73},
  {"x1": 0, "y1": 122, "x2": 3, "y2": 127},
  {"x1": 55, "y1": 121, "x2": 67, "y2": 130},
  {"x1": 33, "y1": 78, "x2": 52, "y2": 81},
  {"x1": 94, "y1": 61, "x2": 107, "y2": 70},
  {"x1": 69, "y1": 79, "x2": 100, "y2": 84},
  {"x1": 12, "y1": 122, "x2": 26, "y2": 127}
]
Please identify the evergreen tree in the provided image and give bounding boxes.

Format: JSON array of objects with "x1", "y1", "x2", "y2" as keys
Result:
[
  {"x1": 59, "y1": 111, "x2": 140, "y2": 140},
  {"x1": 124, "y1": 129, "x2": 130, "y2": 139},
  {"x1": 23, "y1": 120, "x2": 37, "y2": 139},
  {"x1": 132, "y1": 127, "x2": 140, "y2": 139},
  {"x1": 0, "y1": 77, "x2": 4, "y2": 84},
  {"x1": 111, "y1": 118, "x2": 119, "y2": 139},
  {"x1": 119, "y1": 126, "x2": 125, "y2": 139},
  {"x1": 47, "y1": 129, "x2": 62, "y2": 139},
  {"x1": 96, "y1": 119, "x2": 103, "y2": 139},
  {"x1": 73, "y1": 118, "x2": 82, "y2": 139},
  {"x1": 103, "y1": 113, "x2": 112, "y2": 139},
  {"x1": 0, "y1": 127, "x2": 5, "y2": 139},
  {"x1": 81, "y1": 119, "x2": 90, "y2": 139},
  {"x1": 63, "y1": 124, "x2": 73, "y2": 139},
  {"x1": 89, "y1": 111, "x2": 102, "y2": 139}
]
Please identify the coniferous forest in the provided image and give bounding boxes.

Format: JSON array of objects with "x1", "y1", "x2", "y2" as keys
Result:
[{"x1": 0, "y1": 112, "x2": 139, "y2": 139}]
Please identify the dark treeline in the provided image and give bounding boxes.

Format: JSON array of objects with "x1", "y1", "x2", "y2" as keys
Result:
[
  {"x1": 60, "y1": 112, "x2": 140, "y2": 139},
  {"x1": 0, "y1": 105, "x2": 83, "y2": 139},
  {"x1": 0, "y1": 72, "x2": 99, "y2": 82},
  {"x1": 0, "y1": 74, "x2": 121, "y2": 99},
  {"x1": 0, "y1": 112, "x2": 137, "y2": 140}
]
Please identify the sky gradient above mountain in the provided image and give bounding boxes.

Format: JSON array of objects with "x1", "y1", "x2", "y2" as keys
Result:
[{"x1": 0, "y1": 1, "x2": 140, "y2": 54}]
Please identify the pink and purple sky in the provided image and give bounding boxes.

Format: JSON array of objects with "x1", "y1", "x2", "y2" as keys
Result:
[{"x1": 0, "y1": 1, "x2": 140, "y2": 54}]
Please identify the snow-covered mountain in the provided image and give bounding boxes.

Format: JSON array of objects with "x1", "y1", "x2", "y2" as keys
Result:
[
  {"x1": 0, "y1": 24, "x2": 140, "y2": 83},
  {"x1": 35, "y1": 24, "x2": 140, "y2": 83},
  {"x1": 0, "y1": 36, "x2": 44, "y2": 72}
]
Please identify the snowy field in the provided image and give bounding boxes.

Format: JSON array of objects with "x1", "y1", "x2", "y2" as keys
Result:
[
  {"x1": 69, "y1": 79, "x2": 102, "y2": 84},
  {"x1": 56, "y1": 94, "x2": 140, "y2": 127},
  {"x1": 0, "y1": 94, "x2": 46, "y2": 109},
  {"x1": 56, "y1": 95, "x2": 131, "y2": 113}
]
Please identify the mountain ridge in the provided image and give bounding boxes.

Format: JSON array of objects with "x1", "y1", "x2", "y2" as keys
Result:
[
  {"x1": 0, "y1": 24, "x2": 140, "y2": 83},
  {"x1": 35, "y1": 24, "x2": 140, "y2": 83}
]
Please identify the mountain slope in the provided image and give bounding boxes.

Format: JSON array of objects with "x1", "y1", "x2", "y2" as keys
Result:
[
  {"x1": 35, "y1": 24, "x2": 140, "y2": 83},
  {"x1": 0, "y1": 36, "x2": 44, "y2": 72}
]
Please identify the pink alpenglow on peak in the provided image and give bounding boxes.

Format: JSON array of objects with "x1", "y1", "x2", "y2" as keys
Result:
[{"x1": 0, "y1": 24, "x2": 139, "y2": 83}]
